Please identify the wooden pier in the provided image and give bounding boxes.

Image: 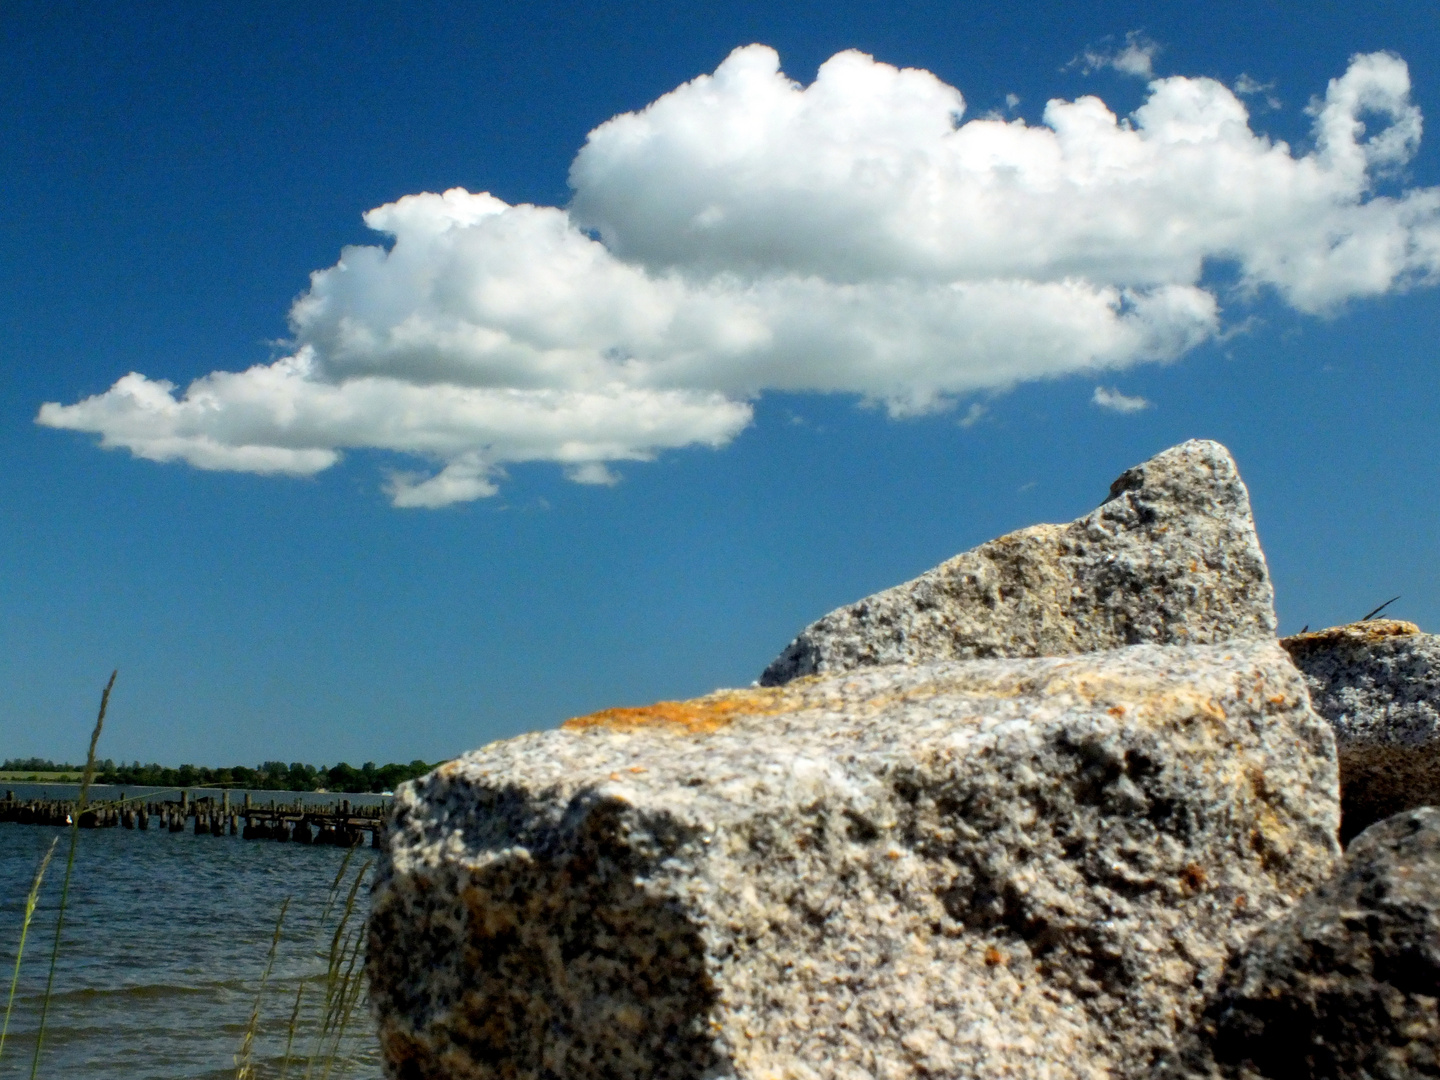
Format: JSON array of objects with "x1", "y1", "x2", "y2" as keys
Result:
[{"x1": 0, "y1": 789, "x2": 388, "y2": 847}]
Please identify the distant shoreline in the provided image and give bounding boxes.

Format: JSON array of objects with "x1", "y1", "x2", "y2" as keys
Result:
[
  {"x1": 0, "y1": 770, "x2": 83, "y2": 781},
  {"x1": 0, "y1": 773, "x2": 403, "y2": 794},
  {"x1": 0, "y1": 780, "x2": 394, "y2": 809},
  {"x1": 1, "y1": 757, "x2": 439, "y2": 793}
]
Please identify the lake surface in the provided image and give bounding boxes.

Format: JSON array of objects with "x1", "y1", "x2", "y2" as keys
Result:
[{"x1": 0, "y1": 789, "x2": 388, "y2": 1079}]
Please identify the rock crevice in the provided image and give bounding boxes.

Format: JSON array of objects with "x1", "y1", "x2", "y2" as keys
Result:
[
  {"x1": 1282, "y1": 619, "x2": 1440, "y2": 840},
  {"x1": 1157, "y1": 806, "x2": 1440, "y2": 1080}
]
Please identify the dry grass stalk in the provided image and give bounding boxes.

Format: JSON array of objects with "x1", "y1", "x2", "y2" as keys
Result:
[
  {"x1": 245, "y1": 846, "x2": 373, "y2": 1080},
  {"x1": 235, "y1": 896, "x2": 292, "y2": 1080},
  {"x1": 0, "y1": 837, "x2": 59, "y2": 1066},
  {"x1": 29, "y1": 669, "x2": 115, "y2": 1080}
]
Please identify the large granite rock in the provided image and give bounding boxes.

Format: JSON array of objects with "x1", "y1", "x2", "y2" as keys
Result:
[
  {"x1": 1156, "y1": 806, "x2": 1440, "y2": 1080},
  {"x1": 760, "y1": 440, "x2": 1276, "y2": 687},
  {"x1": 1282, "y1": 620, "x2": 1440, "y2": 842},
  {"x1": 368, "y1": 640, "x2": 1339, "y2": 1080}
]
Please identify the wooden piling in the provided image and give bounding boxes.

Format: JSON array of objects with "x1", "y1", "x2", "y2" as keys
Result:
[{"x1": 0, "y1": 789, "x2": 386, "y2": 846}]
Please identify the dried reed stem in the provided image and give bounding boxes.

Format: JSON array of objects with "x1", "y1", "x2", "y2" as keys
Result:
[
  {"x1": 29, "y1": 669, "x2": 115, "y2": 1080},
  {"x1": 0, "y1": 837, "x2": 59, "y2": 1066},
  {"x1": 235, "y1": 895, "x2": 291, "y2": 1080}
]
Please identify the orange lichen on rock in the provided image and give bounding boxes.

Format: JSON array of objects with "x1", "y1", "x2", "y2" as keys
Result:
[
  {"x1": 1281, "y1": 619, "x2": 1419, "y2": 658},
  {"x1": 562, "y1": 688, "x2": 793, "y2": 734}
]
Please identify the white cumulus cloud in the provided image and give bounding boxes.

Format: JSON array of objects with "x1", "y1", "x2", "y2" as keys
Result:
[{"x1": 38, "y1": 45, "x2": 1440, "y2": 506}]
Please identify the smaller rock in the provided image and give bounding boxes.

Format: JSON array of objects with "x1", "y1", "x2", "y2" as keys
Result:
[
  {"x1": 1155, "y1": 806, "x2": 1440, "y2": 1080},
  {"x1": 760, "y1": 440, "x2": 1277, "y2": 686},
  {"x1": 1282, "y1": 619, "x2": 1440, "y2": 840}
]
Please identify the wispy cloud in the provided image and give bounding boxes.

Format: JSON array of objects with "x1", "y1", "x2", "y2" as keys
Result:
[
  {"x1": 1092, "y1": 386, "x2": 1152, "y2": 413},
  {"x1": 565, "y1": 462, "x2": 621, "y2": 486},
  {"x1": 1233, "y1": 73, "x2": 1281, "y2": 110},
  {"x1": 38, "y1": 47, "x2": 1440, "y2": 505},
  {"x1": 1071, "y1": 31, "x2": 1161, "y2": 78}
]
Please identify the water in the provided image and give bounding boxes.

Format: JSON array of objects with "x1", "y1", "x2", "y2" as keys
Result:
[{"x1": 0, "y1": 789, "x2": 387, "y2": 1079}]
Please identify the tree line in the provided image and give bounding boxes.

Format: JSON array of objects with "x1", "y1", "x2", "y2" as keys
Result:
[{"x1": 1, "y1": 757, "x2": 439, "y2": 793}]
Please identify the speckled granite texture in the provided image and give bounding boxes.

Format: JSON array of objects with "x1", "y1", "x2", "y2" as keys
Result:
[
  {"x1": 368, "y1": 640, "x2": 1339, "y2": 1080},
  {"x1": 1282, "y1": 620, "x2": 1440, "y2": 841},
  {"x1": 1155, "y1": 806, "x2": 1440, "y2": 1080},
  {"x1": 760, "y1": 440, "x2": 1276, "y2": 687}
]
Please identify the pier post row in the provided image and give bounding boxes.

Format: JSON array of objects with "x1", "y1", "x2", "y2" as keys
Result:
[{"x1": 0, "y1": 790, "x2": 387, "y2": 846}]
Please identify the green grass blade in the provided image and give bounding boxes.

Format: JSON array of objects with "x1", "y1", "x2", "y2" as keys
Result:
[
  {"x1": 0, "y1": 837, "x2": 59, "y2": 1066},
  {"x1": 29, "y1": 669, "x2": 115, "y2": 1080}
]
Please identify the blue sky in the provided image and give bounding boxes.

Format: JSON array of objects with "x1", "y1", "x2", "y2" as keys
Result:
[{"x1": 3, "y1": 1, "x2": 1438, "y2": 766}]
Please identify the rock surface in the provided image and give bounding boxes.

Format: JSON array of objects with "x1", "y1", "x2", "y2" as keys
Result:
[
  {"x1": 1282, "y1": 620, "x2": 1440, "y2": 841},
  {"x1": 760, "y1": 440, "x2": 1277, "y2": 687},
  {"x1": 368, "y1": 640, "x2": 1339, "y2": 1080},
  {"x1": 1155, "y1": 806, "x2": 1440, "y2": 1080}
]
